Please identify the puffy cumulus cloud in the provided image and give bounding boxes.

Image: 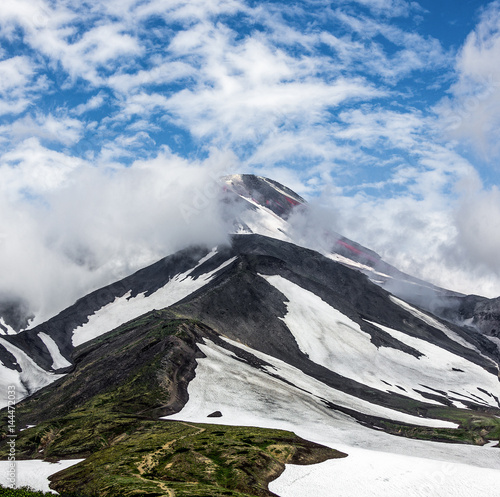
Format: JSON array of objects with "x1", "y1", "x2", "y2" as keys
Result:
[
  {"x1": 165, "y1": 77, "x2": 382, "y2": 144},
  {"x1": 33, "y1": 22, "x2": 144, "y2": 86},
  {"x1": 305, "y1": 143, "x2": 500, "y2": 298},
  {"x1": 451, "y1": 182, "x2": 500, "y2": 288},
  {"x1": 0, "y1": 138, "x2": 85, "y2": 197},
  {"x1": 3, "y1": 113, "x2": 84, "y2": 146},
  {"x1": 438, "y1": 1, "x2": 500, "y2": 162},
  {"x1": 315, "y1": 189, "x2": 474, "y2": 295},
  {"x1": 159, "y1": 21, "x2": 385, "y2": 148},
  {"x1": 0, "y1": 0, "x2": 65, "y2": 36},
  {"x1": 0, "y1": 0, "x2": 448, "y2": 171},
  {"x1": 0, "y1": 146, "x2": 236, "y2": 324},
  {"x1": 0, "y1": 55, "x2": 45, "y2": 116},
  {"x1": 0, "y1": 0, "x2": 499, "y2": 316}
]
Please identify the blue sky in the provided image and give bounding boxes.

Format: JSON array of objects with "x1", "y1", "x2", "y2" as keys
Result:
[{"x1": 1, "y1": 0, "x2": 500, "y2": 319}]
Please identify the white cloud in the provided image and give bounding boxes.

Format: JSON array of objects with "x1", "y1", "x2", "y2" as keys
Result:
[
  {"x1": 335, "y1": 107, "x2": 425, "y2": 149},
  {"x1": 106, "y1": 61, "x2": 195, "y2": 94},
  {"x1": 36, "y1": 23, "x2": 143, "y2": 85},
  {"x1": 4, "y1": 113, "x2": 84, "y2": 146},
  {"x1": 438, "y1": 1, "x2": 500, "y2": 161},
  {"x1": 452, "y1": 183, "x2": 500, "y2": 287},
  {"x1": 133, "y1": 0, "x2": 244, "y2": 22},
  {"x1": 119, "y1": 92, "x2": 170, "y2": 119},
  {"x1": 0, "y1": 0, "x2": 59, "y2": 36},
  {"x1": 166, "y1": 78, "x2": 381, "y2": 143},
  {"x1": 333, "y1": 10, "x2": 449, "y2": 82},
  {"x1": 162, "y1": 21, "x2": 384, "y2": 143},
  {"x1": 0, "y1": 138, "x2": 84, "y2": 197},
  {"x1": 97, "y1": 131, "x2": 155, "y2": 162},
  {"x1": 0, "y1": 56, "x2": 38, "y2": 116},
  {"x1": 73, "y1": 92, "x2": 107, "y2": 115},
  {"x1": 0, "y1": 146, "x2": 236, "y2": 323},
  {"x1": 0, "y1": 0, "x2": 499, "y2": 313},
  {"x1": 0, "y1": 56, "x2": 34, "y2": 93},
  {"x1": 1, "y1": 3, "x2": 143, "y2": 86}
]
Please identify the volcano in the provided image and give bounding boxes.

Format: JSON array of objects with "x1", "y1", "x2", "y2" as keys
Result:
[{"x1": 1, "y1": 175, "x2": 499, "y2": 496}]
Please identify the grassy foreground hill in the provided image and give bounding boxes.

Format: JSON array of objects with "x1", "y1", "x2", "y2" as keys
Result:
[
  {"x1": 0, "y1": 312, "x2": 344, "y2": 496},
  {"x1": 1, "y1": 306, "x2": 498, "y2": 495}
]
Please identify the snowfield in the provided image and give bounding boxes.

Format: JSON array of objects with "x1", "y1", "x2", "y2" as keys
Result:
[
  {"x1": 163, "y1": 337, "x2": 500, "y2": 497},
  {"x1": 165, "y1": 338, "x2": 456, "y2": 428},
  {"x1": 72, "y1": 253, "x2": 237, "y2": 346},
  {"x1": 390, "y1": 296, "x2": 498, "y2": 365},
  {"x1": 0, "y1": 459, "x2": 84, "y2": 493},
  {"x1": 0, "y1": 318, "x2": 16, "y2": 336},
  {"x1": 269, "y1": 446, "x2": 500, "y2": 497},
  {"x1": 38, "y1": 332, "x2": 72, "y2": 370},
  {"x1": 261, "y1": 274, "x2": 500, "y2": 409},
  {"x1": 0, "y1": 337, "x2": 65, "y2": 409},
  {"x1": 236, "y1": 201, "x2": 292, "y2": 242}
]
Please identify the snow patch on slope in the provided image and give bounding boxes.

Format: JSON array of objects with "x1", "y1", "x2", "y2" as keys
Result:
[
  {"x1": 0, "y1": 318, "x2": 16, "y2": 335},
  {"x1": 261, "y1": 177, "x2": 304, "y2": 203},
  {"x1": 259, "y1": 274, "x2": 440, "y2": 404},
  {"x1": 270, "y1": 446, "x2": 500, "y2": 497},
  {"x1": 72, "y1": 254, "x2": 237, "y2": 347},
  {"x1": 0, "y1": 459, "x2": 84, "y2": 493},
  {"x1": 38, "y1": 332, "x2": 72, "y2": 370},
  {"x1": 164, "y1": 337, "x2": 456, "y2": 428},
  {"x1": 261, "y1": 274, "x2": 499, "y2": 409},
  {"x1": 390, "y1": 296, "x2": 496, "y2": 364},
  {"x1": 0, "y1": 337, "x2": 64, "y2": 408},
  {"x1": 366, "y1": 320, "x2": 500, "y2": 409},
  {"x1": 163, "y1": 336, "x2": 499, "y2": 494},
  {"x1": 237, "y1": 203, "x2": 291, "y2": 241},
  {"x1": 327, "y1": 253, "x2": 390, "y2": 279}
]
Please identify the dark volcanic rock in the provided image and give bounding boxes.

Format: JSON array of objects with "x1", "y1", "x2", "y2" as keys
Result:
[{"x1": 9, "y1": 311, "x2": 216, "y2": 427}]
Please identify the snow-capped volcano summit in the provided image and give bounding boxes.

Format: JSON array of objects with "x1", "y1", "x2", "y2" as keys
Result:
[
  {"x1": 1, "y1": 175, "x2": 499, "y2": 496},
  {"x1": 223, "y1": 174, "x2": 500, "y2": 346}
]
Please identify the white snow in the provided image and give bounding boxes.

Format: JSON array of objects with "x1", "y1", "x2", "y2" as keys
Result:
[
  {"x1": 390, "y1": 296, "x2": 498, "y2": 366},
  {"x1": 0, "y1": 459, "x2": 84, "y2": 493},
  {"x1": 269, "y1": 447, "x2": 500, "y2": 497},
  {"x1": 486, "y1": 335, "x2": 500, "y2": 350},
  {"x1": 38, "y1": 332, "x2": 72, "y2": 370},
  {"x1": 326, "y1": 253, "x2": 391, "y2": 280},
  {"x1": 72, "y1": 255, "x2": 237, "y2": 347},
  {"x1": 366, "y1": 320, "x2": 500, "y2": 408},
  {"x1": 0, "y1": 337, "x2": 65, "y2": 409},
  {"x1": 239, "y1": 203, "x2": 292, "y2": 242},
  {"x1": 162, "y1": 336, "x2": 500, "y2": 497},
  {"x1": 0, "y1": 318, "x2": 16, "y2": 335},
  {"x1": 261, "y1": 177, "x2": 304, "y2": 203},
  {"x1": 260, "y1": 274, "x2": 499, "y2": 409},
  {"x1": 165, "y1": 338, "x2": 456, "y2": 428}
]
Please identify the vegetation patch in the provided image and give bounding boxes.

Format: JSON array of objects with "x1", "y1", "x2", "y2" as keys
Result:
[
  {"x1": 0, "y1": 486, "x2": 93, "y2": 497},
  {"x1": 0, "y1": 315, "x2": 344, "y2": 497},
  {"x1": 367, "y1": 406, "x2": 500, "y2": 445},
  {"x1": 49, "y1": 421, "x2": 343, "y2": 497},
  {"x1": 0, "y1": 416, "x2": 343, "y2": 497}
]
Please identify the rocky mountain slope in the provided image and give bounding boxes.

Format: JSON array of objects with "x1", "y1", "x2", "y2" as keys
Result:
[{"x1": 1, "y1": 175, "x2": 499, "y2": 496}]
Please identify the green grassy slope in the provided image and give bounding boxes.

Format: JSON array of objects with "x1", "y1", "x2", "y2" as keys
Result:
[
  {"x1": 1, "y1": 309, "x2": 498, "y2": 496},
  {"x1": 0, "y1": 314, "x2": 344, "y2": 496}
]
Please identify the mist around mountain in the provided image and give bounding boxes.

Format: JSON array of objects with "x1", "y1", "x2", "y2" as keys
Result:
[{"x1": 0, "y1": 175, "x2": 499, "y2": 496}]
